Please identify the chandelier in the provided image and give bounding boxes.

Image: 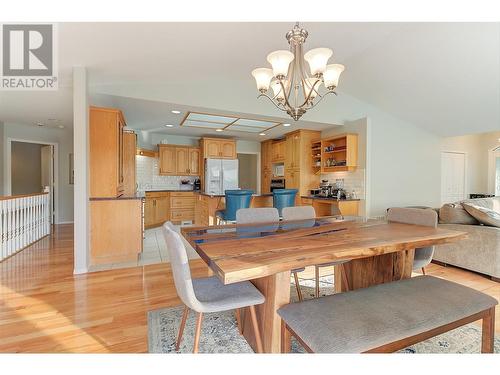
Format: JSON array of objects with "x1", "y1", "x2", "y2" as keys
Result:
[{"x1": 251, "y1": 23, "x2": 345, "y2": 121}]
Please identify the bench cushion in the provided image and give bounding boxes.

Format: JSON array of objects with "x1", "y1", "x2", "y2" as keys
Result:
[{"x1": 278, "y1": 276, "x2": 497, "y2": 353}]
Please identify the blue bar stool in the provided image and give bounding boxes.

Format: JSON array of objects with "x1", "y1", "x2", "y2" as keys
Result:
[
  {"x1": 272, "y1": 189, "x2": 298, "y2": 217},
  {"x1": 215, "y1": 190, "x2": 254, "y2": 224}
]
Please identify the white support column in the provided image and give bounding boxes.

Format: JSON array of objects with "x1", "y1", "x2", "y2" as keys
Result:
[{"x1": 73, "y1": 67, "x2": 89, "y2": 274}]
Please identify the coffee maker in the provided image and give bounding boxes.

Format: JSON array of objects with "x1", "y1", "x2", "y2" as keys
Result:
[{"x1": 319, "y1": 180, "x2": 332, "y2": 197}]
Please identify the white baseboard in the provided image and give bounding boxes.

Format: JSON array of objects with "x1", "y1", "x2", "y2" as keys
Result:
[{"x1": 73, "y1": 267, "x2": 89, "y2": 275}]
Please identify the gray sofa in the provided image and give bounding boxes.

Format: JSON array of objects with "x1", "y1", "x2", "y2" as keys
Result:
[{"x1": 432, "y1": 197, "x2": 500, "y2": 281}]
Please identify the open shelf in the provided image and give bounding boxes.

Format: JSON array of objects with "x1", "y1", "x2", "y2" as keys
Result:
[{"x1": 320, "y1": 134, "x2": 358, "y2": 173}]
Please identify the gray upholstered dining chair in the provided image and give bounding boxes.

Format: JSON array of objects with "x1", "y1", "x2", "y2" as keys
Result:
[
  {"x1": 387, "y1": 207, "x2": 438, "y2": 275},
  {"x1": 162, "y1": 222, "x2": 265, "y2": 353},
  {"x1": 235, "y1": 207, "x2": 306, "y2": 302},
  {"x1": 282, "y1": 206, "x2": 351, "y2": 298}
]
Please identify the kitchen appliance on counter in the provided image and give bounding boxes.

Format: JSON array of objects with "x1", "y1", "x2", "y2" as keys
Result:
[
  {"x1": 205, "y1": 159, "x2": 239, "y2": 195},
  {"x1": 315, "y1": 180, "x2": 348, "y2": 199},
  {"x1": 270, "y1": 178, "x2": 285, "y2": 192}
]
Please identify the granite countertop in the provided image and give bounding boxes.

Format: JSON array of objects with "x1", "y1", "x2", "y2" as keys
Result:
[
  {"x1": 89, "y1": 195, "x2": 144, "y2": 201},
  {"x1": 301, "y1": 195, "x2": 361, "y2": 202},
  {"x1": 197, "y1": 192, "x2": 273, "y2": 198}
]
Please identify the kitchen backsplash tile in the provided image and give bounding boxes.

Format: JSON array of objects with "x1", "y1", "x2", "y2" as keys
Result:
[
  {"x1": 136, "y1": 155, "x2": 198, "y2": 191},
  {"x1": 320, "y1": 168, "x2": 365, "y2": 200}
]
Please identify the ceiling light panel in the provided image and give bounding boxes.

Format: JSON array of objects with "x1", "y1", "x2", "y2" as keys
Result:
[
  {"x1": 231, "y1": 118, "x2": 278, "y2": 128},
  {"x1": 226, "y1": 125, "x2": 267, "y2": 133},
  {"x1": 186, "y1": 113, "x2": 236, "y2": 124},
  {"x1": 182, "y1": 119, "x2": 225, "y2": 129}
]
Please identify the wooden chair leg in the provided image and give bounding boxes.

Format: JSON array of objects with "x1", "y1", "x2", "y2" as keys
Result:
[
  {"x1": 293, "y1": 271, "x2": 303, "y2": 302},
  {"x1": 481, "y1": 307, "x2": 495, "y2": 353},
  {"x1": 421, "y1": 267, "x2": 426, "y2": 275},
  {"x1": 281, "y1": 319, "x2": 291, "y2": 353},
  {"x1": 315, "y1": 265, "x2": 320, "y2": 298},
  {"x1": 193, "y1": 312, "x2": 204, "y2": 353},
  {"x1": 340, "y1": 264, "x2": 350, "y2": 292},
  {"x1": 176, "y1": 305, "x2": 189, "y2": 351},
  {"x1": 249, "y1": 305, "x2": 264, "y2": 353},
  {"x1": 235, "y1": 308, "x2": 243, "y2": 334}
]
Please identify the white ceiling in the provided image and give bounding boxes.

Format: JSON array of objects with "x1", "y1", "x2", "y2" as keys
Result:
[{"x1": 0, "y1": 22, "x2": 498, "y2": 137}]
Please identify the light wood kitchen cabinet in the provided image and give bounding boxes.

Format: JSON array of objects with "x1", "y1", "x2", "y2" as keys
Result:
[
  {"x1": 271, "y1": 139, "x2": 285, "y2": 162},
  {"x1": 175, "y1": 147, "x2": 190, "y2": 174},
  {"x1": 144, "y1": 191, "x2": 196, "y2": 227},
  {"x1": 200, "y1": 138, "x2": 237, "y2": 159},
  {"x1": 159, "y1": 145, "x2": 200, "y2": 176},
  {"x1": 159, "y1": 145, "x2": 176, "y2": 175},
  {"x1": 285, "y1": 168, "x2": 300, "y2": 190},
  {"x1": 261, "y1": 129, "x2": 321, "y2": 196},
  {"x1": 90, "y1": 199, "x2": 143, "y2": 265},
  {"x1": 320, "y1": 133, "x2": 358, "y2": 173},
  {"x1": 170, "y1": 192, "x2": 195, "y2": 223},
  {"x1": 189, "y1": 148, "x2": 200, "y2": 175},
  {"x1": 144, "y1": 192, "x2": 170, "y2": 229},
  {"x1": 285, "y1": 132, "x2": 301, "y2": 170},
  {"x1": 89, "y1": 106, "x2": 126, "y2": 198},
  {"x1": 123, "y1": 131, "x2": 137, "y2": 197}
]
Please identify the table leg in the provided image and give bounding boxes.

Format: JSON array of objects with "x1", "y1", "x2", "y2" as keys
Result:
[
  {"x1": 337, "y1": 249, "x2": 415, "y2": 292},
  {"x1": 242, "y1": 270, "x2": 291, "y2": 353}
]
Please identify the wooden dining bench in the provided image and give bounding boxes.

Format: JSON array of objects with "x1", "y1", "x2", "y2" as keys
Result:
[{"x1": 278, "y1": 275, "x2": 497, "y2": 353}]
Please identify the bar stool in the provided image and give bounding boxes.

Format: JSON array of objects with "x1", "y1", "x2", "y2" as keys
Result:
[
  {"x1": 215, "y1": 190, "x2": 253, "y2": 224},
  {"x1": 272, "y1": 189, "x2": 298, "y2": 217}
]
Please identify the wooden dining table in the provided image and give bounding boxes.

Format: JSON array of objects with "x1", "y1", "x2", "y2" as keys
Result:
[{"x1": 181, "y1": 216, "x2": 467, "y2": 353}]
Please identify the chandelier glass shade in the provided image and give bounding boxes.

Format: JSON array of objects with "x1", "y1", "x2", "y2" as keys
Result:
[{"x1": 251, "y1": 23, "x2": 344, "y2": 121}]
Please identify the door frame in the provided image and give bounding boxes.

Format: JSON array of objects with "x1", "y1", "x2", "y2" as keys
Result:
[
  {"x1": 440, "y1": 151, "x2": 467, "y2": 203},
  {"x1": 487, "y1": 146, "x2": 500, "y2": 195},
  {"x1": 5, "y1": 137, "x2": 60, "y2": 224},
  {"x1": 236, "y1": 151, "x2": 261, "y2": 194}
]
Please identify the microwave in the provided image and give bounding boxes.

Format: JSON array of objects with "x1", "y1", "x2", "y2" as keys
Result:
[{"x1": 274, "y1": 165, "x2": 285, "y2": 177}]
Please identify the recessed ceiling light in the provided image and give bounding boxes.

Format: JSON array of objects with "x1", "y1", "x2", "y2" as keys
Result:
[
  {"x1": 171, "y1": 110, "x2": 181, "y2": 114},
  {"x1": 215, "y1": 129, "x2": 224, "y2": 132},
  {"x1": 283, "y1": 123, "x2": 291, "y2": 127},
  {"x1": 58, "y1": 125, "x2": 65, "y2": 129},
  {"x1": 36, "y1": 122, "x2": 45, "y2": 127},
  {"x1": 165, "y1": 124, "x2": 174, "y2": 127},
  {"x1": 259, "y1": 133, "x2": 266, "y2": 136}
]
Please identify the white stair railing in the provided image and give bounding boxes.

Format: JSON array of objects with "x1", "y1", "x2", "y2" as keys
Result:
[{"x1": 0, "y1": 193, "x2": 51, "y2": 262}]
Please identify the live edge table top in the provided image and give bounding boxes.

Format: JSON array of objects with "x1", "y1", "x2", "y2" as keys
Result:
[{"x1": 181, "y1": 217, "x2": 467, "y2": 285}]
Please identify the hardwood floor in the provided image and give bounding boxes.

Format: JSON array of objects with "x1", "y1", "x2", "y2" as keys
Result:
[{"x1": 0, "y1": 224, "x2": 499, "y2": 353}]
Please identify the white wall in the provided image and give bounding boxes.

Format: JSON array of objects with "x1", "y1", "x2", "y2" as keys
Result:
[
  {"x1": 2, "y1": 122, "x2": 74, "y2": 223},
  {"x1": 0, "y1": 122, "x2": 4, "y2": 195},
  {"x1": 440, "y1": 130, "x2": 500, "y2": 196}
]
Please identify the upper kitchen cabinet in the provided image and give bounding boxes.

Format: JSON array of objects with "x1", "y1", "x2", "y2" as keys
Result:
[
  {"x1": 285, "y1": 131, "x2": 301, "y2": 170},
  {"x1": 159, "y1": 145, "x2": 176, "y2": 175},
  {"x1": 320, "y1": 133, "x2": 358, "y2": 173},
  {"x1": 260, "y1": 140, "x2": 273, "y2": 194},
  {"x1": 271, "y1": 139, "x2": 285, "y2": 163},
  {"x1": 200, "y1": 138, "x2": 236, "y2": 159},
  {"x1": 159, "y1": 145, "x2": 200, "y2": 176},
  {"x1": 89, "y1": 106, "x2": 126, "y2": 198},
  {"x1": 122, "y1": 131, "x2": 137, "y2": 197}
]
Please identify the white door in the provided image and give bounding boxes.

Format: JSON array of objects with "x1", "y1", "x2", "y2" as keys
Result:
[{"x1": 441, "y1": 152, "x2": 466, "y2": 204}]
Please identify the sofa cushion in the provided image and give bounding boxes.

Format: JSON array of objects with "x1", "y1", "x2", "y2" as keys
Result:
[
  {"x1": 439, "y1": 203, "x2": 479, "y2": 225},
  {"x1": 463, "y1": 202, "x2": 500, "y2": 228}
]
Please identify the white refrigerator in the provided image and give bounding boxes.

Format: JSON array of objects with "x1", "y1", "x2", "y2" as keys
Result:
[{"x1": 205, "y1": 159, "x2": 239, "y2": 195}]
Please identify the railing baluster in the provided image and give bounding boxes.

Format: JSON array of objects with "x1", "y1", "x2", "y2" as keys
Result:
[{"x1": 0, "y1": 193, "x2": 50, "y2": 262}]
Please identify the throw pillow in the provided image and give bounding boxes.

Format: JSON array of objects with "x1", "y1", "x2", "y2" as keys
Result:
[
  {"x1": 462, "y1": 203, "x2": 500, "y2": 228},
  {"x1": 439, "y1": 203, "x2": 479, "y2": 225}
]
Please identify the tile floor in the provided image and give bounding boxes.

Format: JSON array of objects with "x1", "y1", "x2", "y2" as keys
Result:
[{"x1": 88, "y1": 225, "x2": 200, "y2": 272}]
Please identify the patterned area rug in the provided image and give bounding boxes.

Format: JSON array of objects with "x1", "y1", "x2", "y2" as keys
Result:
[{"x1": 148, "y1": 276, "x2": 500, "y2": 354}]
